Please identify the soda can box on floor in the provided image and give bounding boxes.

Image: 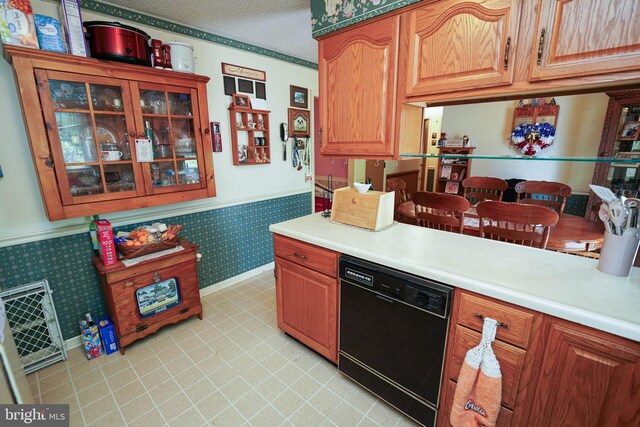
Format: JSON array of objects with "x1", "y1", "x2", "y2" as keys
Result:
[
  {"x1": 97, "y1": 317, "x2": 118, "y2": 355},
  {"x1": 81, "y1": 324, "x2": 104, "y2": 359},
  {"x1": 0, "y1": 0, "x2": 39, "y2": 48}
]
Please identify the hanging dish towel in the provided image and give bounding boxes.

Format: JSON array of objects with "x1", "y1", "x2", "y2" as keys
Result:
[{"x1": 450, "y1": 317, "x2": 502, "y2": 427}]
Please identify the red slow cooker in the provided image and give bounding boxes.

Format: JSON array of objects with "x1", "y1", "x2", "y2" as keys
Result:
[{"x1": 84, "y1": 21, "x2": 151, "y2": 66}]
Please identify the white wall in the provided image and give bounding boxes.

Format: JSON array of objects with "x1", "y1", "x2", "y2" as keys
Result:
[
  {"x1": 441, "y1": 93, "x2": 608, "y2": 193},
  {"x1": 0, "y1": 0, "x2": 318, "y2": 245}
]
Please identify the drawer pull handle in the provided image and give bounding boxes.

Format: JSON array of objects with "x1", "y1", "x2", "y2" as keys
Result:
[
  {"x1": 124, "y1": 281, "x2": 135, "y2": 287},
  {"x1": 180, "y1": 307, "x2": 190, "y2": 314},
  {"x1": 293, "y1": 252, "x2": 308, "y2": 260},
  {"x1": 473, "y1": 313, "x2": 510, "y2": 328},
  {"x1": 153, "y1": 272, "x2": 161, "y2": 283},
  {"x1": 136, "y1": 324, "x2": 148, "y2": 332}
]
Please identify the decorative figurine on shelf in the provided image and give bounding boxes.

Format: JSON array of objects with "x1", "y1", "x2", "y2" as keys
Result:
[
  {"x1": 438, "y1": 132, "x2": 447, "y2": 147},
  {"x1": 548, "y1": 97, "x2": 557, "y2": 106},
  {"x1": 237, "y1": 121, "x2": 246, "y2": 129},
  {"x1": 257, "y1": 118, "x2": 264, "y2": 130},
  {"x1": 247, "y1": 118, "x2": 255, "y2": 129},
  {"x1": 463, "y1": 135, "x2": 470, "y2": 147},
  {"x1": 517, "y1": 99, "x2": 524, "y2": 107},
  {"x1": 511, "y1": 123, "x2": 556, "y2": 156}
]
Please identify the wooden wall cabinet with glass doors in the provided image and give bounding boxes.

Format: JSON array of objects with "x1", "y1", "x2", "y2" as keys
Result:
[
  {"x1": 589, "y1": 89, "x2": 640, "y2": 214},
  {"x1": 5, "y1": 46, "x2": 215, "y2": 221}
]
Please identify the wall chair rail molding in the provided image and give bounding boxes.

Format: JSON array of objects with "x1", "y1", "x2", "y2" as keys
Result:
[
  {"x1": 0, "y1": 189, "x2": 312, "y2": 248},
  {"x1": 78, "y1": 0, "x2": 318, "y2": 69}
]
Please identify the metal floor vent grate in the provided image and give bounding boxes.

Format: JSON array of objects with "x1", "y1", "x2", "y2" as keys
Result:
[{"x1": 0, "y1": 279, "x2": 67, "y2": 374}]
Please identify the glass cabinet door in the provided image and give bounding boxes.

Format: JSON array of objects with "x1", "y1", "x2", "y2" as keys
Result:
[
  {"x1": 36, "y1": 70, "x2": 142, "y2": 204},
  {"x1": 606, "y1": 103, "x2": 640, "y2": 197},
  {"x1": 134, "y1": 84, "x2": 206, "y2": 194}
]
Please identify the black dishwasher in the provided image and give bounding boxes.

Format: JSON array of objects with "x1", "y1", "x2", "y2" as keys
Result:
[{"x1": 338, "y1": 255, "x2": 453, "y2": 426}]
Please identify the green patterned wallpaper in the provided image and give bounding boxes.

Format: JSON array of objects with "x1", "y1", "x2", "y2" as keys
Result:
[
  {"x1": 311, "y1": 0, "x2": 421, "y2": 38},
  {"x1": 0, "y1": 193, "x2": 312, "y2": 340}
]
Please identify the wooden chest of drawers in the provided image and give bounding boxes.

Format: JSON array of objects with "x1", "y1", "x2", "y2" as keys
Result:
[{"x1": 93, "y1": 239, "x2": 203, "y2": 354}]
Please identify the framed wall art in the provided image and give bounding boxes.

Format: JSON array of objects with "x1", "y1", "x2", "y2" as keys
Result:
[
  {"x1": 290, "y1": 85, "x2": 308, "y2": 109},
  {"x1": 288, "y1": 108, "x2": 310, "y2": 137},
  {"x1": 619, "y1": 121, "x2": 640, "y2": 140},
  {"x1": 232, "y1": 94, "x2": 251, "y2": 109}
]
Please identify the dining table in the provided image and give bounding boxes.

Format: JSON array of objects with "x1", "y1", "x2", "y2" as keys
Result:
[{"x1": 396, "y1": 200, "x2": 606, "y2": 252}]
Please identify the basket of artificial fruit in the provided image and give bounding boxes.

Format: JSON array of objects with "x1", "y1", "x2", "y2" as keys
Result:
[{"x1": 115, "y1": 223, "x2": 183, "y2": 259}]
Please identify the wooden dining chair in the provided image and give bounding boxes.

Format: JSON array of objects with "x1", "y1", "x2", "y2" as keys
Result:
[
  {"x1": 462, "y1": 177, "x2": 508, "y2": 205},
  {"x1": 515, "y1": 180, "x2": 572, "y2": 215},
  {"x1": 413, "y1": 191, "x2": 471, "y2": 234},
  {"x1": 476, "y1": 201, "x2": 560, "y2": 249},
  {"x1": 387, "y1": 177, "x2": 409, "y2": 222}
]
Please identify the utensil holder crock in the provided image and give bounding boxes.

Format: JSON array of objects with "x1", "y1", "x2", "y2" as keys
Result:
[{"x1": 597, "y1": 231, "x2": 640, "y2": 277}]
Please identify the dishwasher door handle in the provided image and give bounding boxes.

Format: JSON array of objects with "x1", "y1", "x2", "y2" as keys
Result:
[{"x1": 376, "y1": 294, "x2": 395, "y2": 304}]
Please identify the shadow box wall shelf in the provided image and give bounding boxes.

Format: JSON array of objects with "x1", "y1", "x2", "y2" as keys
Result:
[
  {"x1": 4, "y1": 46, "x2": 216, "y2": 221},
  {"x1": 228, "y1": 103, "x2": 271, "y2": 166}
]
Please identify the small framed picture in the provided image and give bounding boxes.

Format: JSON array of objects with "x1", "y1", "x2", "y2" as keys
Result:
[
  {"x1": 288, "y1": 108, "x2": 310, "y2": 137},
  {"x1": 619, "y1": 121, "x2": 640, "y2": 141},
  {"x1": 431, "y1": 132, "x2": 437, "y2": 138},
  {"x1": 211, "y1": 122, "x2": 222, "y2": 152},
  {"x1": 232, "y1": 94, "x2": 251, "y2": 109},
  {"x1": 290, "y1": 85, "x2": 308, "y2": 109},
  {"x1": 630, "y1": 106, "x2": 640, "y2": 114}
]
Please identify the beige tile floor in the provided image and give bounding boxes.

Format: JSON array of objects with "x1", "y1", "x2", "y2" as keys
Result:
[{"x1": 27, "y1": 270, "x2": 419, "y2": 427}]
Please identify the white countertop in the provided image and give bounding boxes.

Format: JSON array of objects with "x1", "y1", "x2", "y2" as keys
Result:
[{"x1": 270, "y1": 213, "x2": 640, "y2": 342}]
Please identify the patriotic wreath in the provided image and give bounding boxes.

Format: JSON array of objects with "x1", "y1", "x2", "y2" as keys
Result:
[{"x1": 511, "y1": 123, "x2": 556, "y2": 156}]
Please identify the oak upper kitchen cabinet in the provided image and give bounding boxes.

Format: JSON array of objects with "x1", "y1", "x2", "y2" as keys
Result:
[
  {"x1": 274, "y1": 235, "x2": 340, "y2": 363},
  {"x1": 529, "y1": 0, "x2": 640, "y2": 81},
  {"x1": 320, "y1": 14, "x2": 401, "y2": 158},
  {"x1": 400, "y1": 0, "x2": 521, "y2": 96},
  {"x1": 4, "y1": 46, "x2": 216, "y2": 221}
]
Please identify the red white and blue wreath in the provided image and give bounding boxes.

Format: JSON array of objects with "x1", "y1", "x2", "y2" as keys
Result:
[{"x1": 511, "y1": 123, "x2": 556, "y2": 156}]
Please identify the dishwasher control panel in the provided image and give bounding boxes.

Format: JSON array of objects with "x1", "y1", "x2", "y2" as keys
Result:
[{"x1": 339, "y1": 255, "x2": 452, "y2": 318}]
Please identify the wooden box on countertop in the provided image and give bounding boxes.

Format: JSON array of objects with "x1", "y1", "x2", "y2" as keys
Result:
[{"x1": 331, "y1": 187, "x2": 394, "y2": 231}]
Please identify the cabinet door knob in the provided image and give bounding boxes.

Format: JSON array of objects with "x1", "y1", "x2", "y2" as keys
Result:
[
  {"x1": 204, "y1": 127, "x2": 210, "y2": 134},
  {"x1": 352, "y1": 198, "x2": 357, "y2": 204},
  {"x1": 153, "y1": 272, "x2": 161, "y2": 283}
]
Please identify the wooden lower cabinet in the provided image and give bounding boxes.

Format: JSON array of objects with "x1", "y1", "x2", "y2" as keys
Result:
[
  {"x1": 93, "y1": 239, "x2": 203, "y2": 354},
  {"x1": 274, "y1": 234, "x2": 339, "y2": 363},
  {"x1": 438, "y1": 289, "x2": 640, "y2": 426},
  {"x1": 528, "y1": 318, "x2": 640, "y2": 427}
]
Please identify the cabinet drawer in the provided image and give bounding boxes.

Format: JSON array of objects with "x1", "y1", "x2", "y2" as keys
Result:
[
  {"x1": 457, "y1": 291, "x2": 535, "y2": 349},
  {"x1": 441, "y1": 380, "x2": 513, "y2": 427},
  {"x1": 107, "y1": 260, "x2": 200, "y2": 336},
  {"x1": 274, "y1": 234, "x2": 339, "y2": 277},
  {"x1": 449, "y1": 325, "x2": 526, "y2": 409}
]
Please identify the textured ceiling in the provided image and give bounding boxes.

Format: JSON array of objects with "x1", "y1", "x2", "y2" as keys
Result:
[{"x1": 102, "y1": 0, "x2": 318, "y2": 63}]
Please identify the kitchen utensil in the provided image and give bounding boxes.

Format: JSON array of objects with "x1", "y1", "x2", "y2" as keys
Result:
[
  {"x1": 588, "y1": 184, "x2": 617, "y2": 204},
  {"x1": 83, "y1": 21, "x2": 151, "y2": 66},
  {"x1": 622, "y1": 227, "x2": 639, "y2": 237},
  {"x1": 164, "y1": 41, "x2": 194, "y2": 73},
  {"x1": 598, "y1": 205, "x2": 613, "y2": 235},
  {"x1": 607, "y1": 201, "x2": 626, "y2": 235}
]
